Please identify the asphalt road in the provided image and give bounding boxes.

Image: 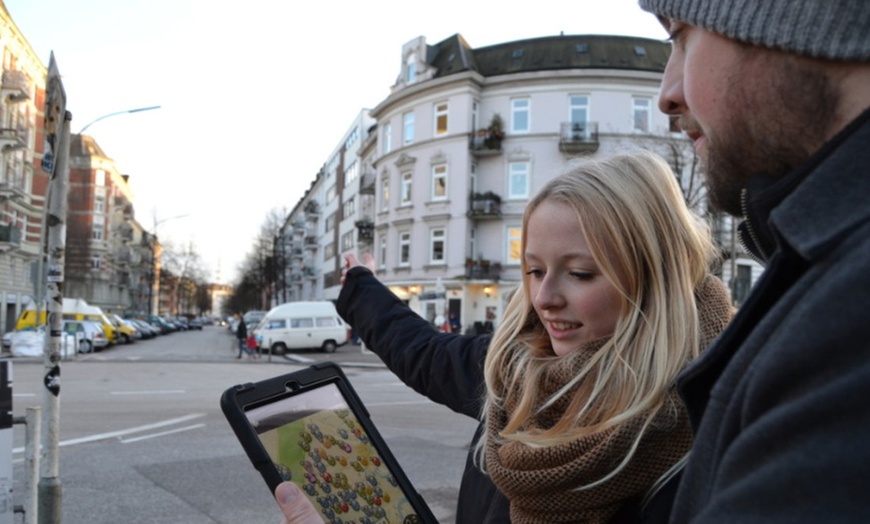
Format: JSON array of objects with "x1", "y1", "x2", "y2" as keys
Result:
[{"x1": 4, "y1": 325, "x2": 478, "y2": 523}]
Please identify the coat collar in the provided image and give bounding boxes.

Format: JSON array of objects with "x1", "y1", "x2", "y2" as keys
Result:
[{"x1": 740, "y1": 106, "x2": 870, "y2": 263}]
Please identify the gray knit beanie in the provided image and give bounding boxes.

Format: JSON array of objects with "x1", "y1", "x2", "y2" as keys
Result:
[{"x1": 638, "y1": 0, "x2": 870, "y2": 62}]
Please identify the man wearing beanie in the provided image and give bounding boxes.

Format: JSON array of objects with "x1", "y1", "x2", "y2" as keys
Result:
[{"x1": 637, "y1": 0, "x2": 870, "y2": 522}]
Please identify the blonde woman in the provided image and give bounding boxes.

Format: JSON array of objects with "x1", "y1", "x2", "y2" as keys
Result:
[
  {"x1": 480, "y1": 151, "x2": 732, "y2": 523},
  {"x1": 272, "y1": 150, "x2": 733, "y2": 524}
]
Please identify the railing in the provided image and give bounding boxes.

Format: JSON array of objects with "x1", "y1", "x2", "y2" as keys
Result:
[
  {"x1": 467, "y1": 192, "x2": 501, "y2": 218},
  {"x1": 1, "y1": 70, "x2": 30, "y2": 102},
  {"x1": 0, "y1": 128, "x2": 26, "y2": 150},
  {"x1": 359, "y1": 172, "x2": 375, "y2": 195},
  {"x1": 0, "y1": 223, "x2": 21, "y2": 246},
  {"x1": 468, "y1": 129, "x2": 504, "y2": 156},
  {"x1": 559, "y1": 121, "x2": 599, "y2": 154},
  {"x1": 355, "y1": 219, "x2": 374, "y2": 242},
  {"x1": 465, "y1": 260, "x2": 502, "y2": 280}
]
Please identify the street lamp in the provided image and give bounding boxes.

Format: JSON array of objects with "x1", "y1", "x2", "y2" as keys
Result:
[
  {"x1": 149, "y1": 214, "x2": 190, "y2": 316},
  {"x1": 78, "y1": 105, "x2": 161, "y2": 134}
]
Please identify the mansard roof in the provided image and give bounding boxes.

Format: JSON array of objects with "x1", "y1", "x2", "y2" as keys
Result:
[{"x1": 428, "y1": 33, "x2": 669, "y2": 79}]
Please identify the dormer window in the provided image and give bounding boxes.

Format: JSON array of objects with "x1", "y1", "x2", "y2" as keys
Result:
[{"x1": 406, "y1": 54, "x2": 417, "y2": 84}]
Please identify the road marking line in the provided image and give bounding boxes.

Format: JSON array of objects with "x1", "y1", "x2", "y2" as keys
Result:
[
  {"x1": 283, "y1": 355, "x2": 315, "y2": 364},
  {"x1": 12, "y1": 413, "x2": 206, "y2": 453},
  {"x1": 110, "y1": 389, "x2": 186, "y2": 395},
  {"x1": 366, "y1": 401, "x2": 433, "y2": 407},
  {"x1": 119, "y1": 423, "x2": 205, "y2": 443}
]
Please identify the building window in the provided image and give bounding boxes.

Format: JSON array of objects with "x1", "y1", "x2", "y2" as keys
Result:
[
  {"x1": 324, "y1": 242, "x2": 335, "y2": 260},
  {"x1": 379, "y1": 235, "x2": 387, "y2": 269},
  {"x1": 91, "y1": 255, "x2": 101, "y2": 270},
  {"x1": 430, "y1": 228, "x2": 445, "y2": 264},
  {"x1": 400, "y1": 172, "x2": 412, "y2": 205},
  {"x1": 326, "y1": 213, "x2": 336, "y2": 232},
  {"x1": 403, "y1": 112, "x2": 415, "y2": 144},
  {"x1": 94, "y1": 195, "x2": 105, "y2": 214},
  {"x1": 92, "y1": 221, "x2": 104, "y2": 241},
  {"x1": 434, "y1": 102, "x2": 448, "y2": 136},
  {"x1": 432, "y1": 165, "x2": 447, "y2": 201},
  {"x1": 472, "y1": 100, "x2": 480, "y2": 133},
  {"x1": 633, "y1": 97, "x2": 651, "y2": 133},
  {"x1": 569, "y1": 95, "x2": 589, "y2": 130},
  {"x1": 326, "y1": 184, "x2": 336, "y2": 203},
  {"x1": 380, "y1": 176, "x2": 390, "y2": 211},
  {"x1": 383, "y1": 122, "x2": 392, "y2": 154},
  {"x1": 344, "y1": 160, "x2": 358, "y2": 187},
  {"x1": 341, "y1": 230, "x2": 354, "y2": 251},
  {"x1": 511, "y1": 98, "x2": 530, "y2": 133},
  {"x1": 398, "y1": 231, "x2": 411, "y2": 267},
  {"x1": 406, "y1": 54, "x2": 416, "y2": 83},
  {"x1": 508, "y1": 161, "x2": 530, "y2": 199},
  {"x1": 95, "y1": 169, "x2": 106, "y2": 186},
  {"x1": 507, "y1": 226, "x2": 522, "y2": 264},
  {"x1": 342, "y1": 197, "x2": 355, "y2": 218}
]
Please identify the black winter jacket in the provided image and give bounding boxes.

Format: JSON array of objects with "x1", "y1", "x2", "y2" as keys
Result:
[
  {"x1": 664, "y1": 108, "x2": 870, "y2": 522},
  {"x1": 336, "y1": 267, "x2": 511, "y2": 523}
]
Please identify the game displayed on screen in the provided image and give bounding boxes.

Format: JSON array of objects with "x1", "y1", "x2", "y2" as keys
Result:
[{"x1": 245, "y1": 382, "x2": 422, "y2": 524}]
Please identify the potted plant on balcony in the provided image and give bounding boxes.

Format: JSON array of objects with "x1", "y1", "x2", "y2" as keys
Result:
[
  {"x1": 484, "y1": 114, "x2": 505, "y2": 150},
  {"x1": 470, "y1": 191, "x2": 501, "y2": 215}
]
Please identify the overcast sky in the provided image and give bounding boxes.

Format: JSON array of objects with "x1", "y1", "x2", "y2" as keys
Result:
[{"x1": 5, "y1": 0, "x2": 666, "y2": 284}]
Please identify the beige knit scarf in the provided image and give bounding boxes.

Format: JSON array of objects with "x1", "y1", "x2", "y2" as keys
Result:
[{"x1": 485, "y1": 276, "x2": 734, "y2": 524}]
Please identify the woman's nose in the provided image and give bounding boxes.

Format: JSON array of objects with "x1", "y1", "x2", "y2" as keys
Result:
[{"x1": 533, "y1": 275, "x2": 566, "y2": 311}]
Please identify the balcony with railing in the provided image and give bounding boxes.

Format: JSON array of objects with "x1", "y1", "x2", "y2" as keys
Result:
[
  {"x1": 304, "y1": 200, "x2": 320, "y2": 219},
  {"x1": 558, "y1": 121, "x2": 599, "y2": 154},
  {"x1": 355, "y1": 219, "x2": 374, "y2": 242},
  {"x1": 1, "y1": 70, "x2": 30, "y2": 103},
  {"x1": 468, "y1": 129, "x2": 504, "y2": 157},
  {"x1": 0, "y1": 223, "x2": 21, "y2": 250},
  {"x1": 0, "y1": 182, "x2": 25, "y2": 202},
  {"x1": 359, "y1": 172, "x2": 375, "y2": 195},
  {"x1": 0, "y1": 128, "x2": 26, "y2": 151},
  {"x1": 465, "y1": 259, "x2": 502, "y2": 280},
  {"x1": 467, "y1": 191, "x2": 501, "y2": 219}
]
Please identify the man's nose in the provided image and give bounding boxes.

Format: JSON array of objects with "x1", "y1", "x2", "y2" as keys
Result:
[{"x1": 658, "y1": 56, "x2": 684, "y2": 116}]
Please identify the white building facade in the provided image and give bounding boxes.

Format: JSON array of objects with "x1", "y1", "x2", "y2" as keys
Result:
[{"x1": 278, "y1": 33, "x2": 760, "y2": 331}]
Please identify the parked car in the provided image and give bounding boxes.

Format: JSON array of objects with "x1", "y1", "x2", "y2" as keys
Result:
[
  {"x1": 108, "y1": 314, "x2": 138, "y2": 343},
  {"x1": 64, "y1": 320, "x2": 108, "y2": 353},
  {"x1": 129, "y1": 319, "x2": 158, "y2": 339},
  {"x1": 2, "y1": 325, "x2": 40, "y2": 351},
  {"x1": 188, "y1": 318, "x2": 203, "y2": 330}
]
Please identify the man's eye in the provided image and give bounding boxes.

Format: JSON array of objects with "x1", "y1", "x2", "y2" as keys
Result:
[{"x1": 666, "y1": 21, "x2": 687, "y2": 43}]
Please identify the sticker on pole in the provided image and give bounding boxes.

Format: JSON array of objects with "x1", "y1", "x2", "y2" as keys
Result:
[
  {"x1": 44, "y1": 365, "x2": 60, "y2": 396},
  {"x1": 46, "y1": 264, "x2": 63, "y2": 283}
]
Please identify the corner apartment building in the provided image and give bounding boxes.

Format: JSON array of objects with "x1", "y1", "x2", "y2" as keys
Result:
[
  {"x1": 0, "y1": 5, "x2": 48, "y2": 331},
  {"x1": 278, "y1": 33, "x2": 761, "y2": 331},
  {"x1": 66, "y1": 134, "x2": 153, "y2": 315}
]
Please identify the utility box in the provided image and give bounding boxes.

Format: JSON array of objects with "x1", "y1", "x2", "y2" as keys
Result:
[{"x1": 0, "y1": 361, "x2": 11, "y2": 523}]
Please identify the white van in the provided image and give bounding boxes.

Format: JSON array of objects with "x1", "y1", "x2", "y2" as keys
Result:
[{"x1": 253, "y1": 301, "x2": 349, "y2": 355}]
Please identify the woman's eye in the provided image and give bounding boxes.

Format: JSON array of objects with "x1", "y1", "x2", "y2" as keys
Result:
[
  {"x1": 525, "y1": 269, "x2": 544, "y2": 278},
  {"x1": 570, "y1": 272, "x2": 594, "y2": 281}
]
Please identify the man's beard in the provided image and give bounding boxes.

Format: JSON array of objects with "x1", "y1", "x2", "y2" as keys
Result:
[{"x1": 694, "y1": 54, "x2": 839, "y2": 217}]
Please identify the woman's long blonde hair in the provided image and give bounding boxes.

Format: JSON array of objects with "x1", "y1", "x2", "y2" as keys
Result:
[{"x1": 479, "y1": 150, "x2": 716, "y2": 476}]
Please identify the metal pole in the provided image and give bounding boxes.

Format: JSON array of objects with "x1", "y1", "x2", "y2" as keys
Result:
[
  {"x1": 39, "y1": 113, "x2": 70, "y2": 524},
  {"x1": 13, "y1": 407, "x2": 41, "y2": 524},
  {"x1": 77, "y1": 105, "x2": 160, "y2": 134}
]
